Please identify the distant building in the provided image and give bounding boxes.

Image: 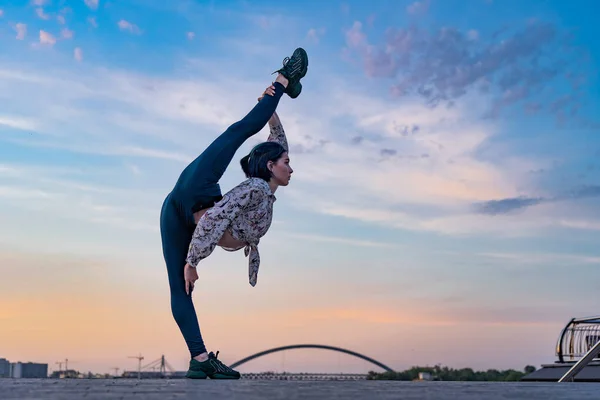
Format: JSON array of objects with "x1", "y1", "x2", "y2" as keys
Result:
[
  {"x1": 0, "y1": 358, "x2": 11, "y2": 378},
  {"x1": 49, "y1": 369, "x2": 80, "y2": 379},
  {"x1": 10, "y1": 362, "x2": 48, "y2": 378}
]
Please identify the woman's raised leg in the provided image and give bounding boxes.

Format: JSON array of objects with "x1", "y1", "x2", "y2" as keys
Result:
[{"x1": 172, "y1": 79, "x2": 287, "y2": 221}]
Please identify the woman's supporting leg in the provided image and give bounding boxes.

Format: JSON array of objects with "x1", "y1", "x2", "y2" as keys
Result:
[
  {"x1": 172, "y1": 81, "x2": 286, "y2": 221},
  {"x1": 160, "y1": 194, "x2": 243, "y2": 379},
  {"x1": 160, "y1": 194, "x2": 206, "y2": 358}
]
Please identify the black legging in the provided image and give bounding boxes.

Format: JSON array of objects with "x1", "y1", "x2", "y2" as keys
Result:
[{"x1": 159, "y1": 82, "x2": 285, "y2": 357}]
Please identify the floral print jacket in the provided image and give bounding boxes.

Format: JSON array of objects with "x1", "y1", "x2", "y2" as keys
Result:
[{"x1": 186, "y1": 114, "x2": 288, "y2": 287}]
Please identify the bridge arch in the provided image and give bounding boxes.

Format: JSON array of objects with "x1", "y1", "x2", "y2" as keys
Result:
[{"x1": 229, "y1": 344, "x2": 394, "y2": 372}]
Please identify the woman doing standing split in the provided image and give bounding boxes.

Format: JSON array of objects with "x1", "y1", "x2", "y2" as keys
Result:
[{"x1": 159, "y1": 48, "x2": 308, "y2": 380}]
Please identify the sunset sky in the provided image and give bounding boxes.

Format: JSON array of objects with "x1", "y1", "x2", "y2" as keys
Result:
[{"x1": 1, "y1": 0, "x2": 599, "y2": 375}]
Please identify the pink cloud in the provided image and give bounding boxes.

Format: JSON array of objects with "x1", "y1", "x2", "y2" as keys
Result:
[
  {"x1": 468, "y1": 29, "x2": 479, "y2": 40},
  {"x1": 84, "y1": 0, "x2": 99, "y2": 10},
  {"x1": 117, "y1": 19, "x2": 141, "y2": 34},
  {"x1": 306, "y1": 28, "x2": 326, "y2": 44},
  {"x1": 74, "y1": 47, "x2": 83, "y2": 62},
  {"x1": 346, "y1": 21, "x2": 367, "y2": 49},
  {"x1": 39, "y1": 30, "x2": 56, "y2": 46},
  {"x1": 61, "y1": 28, "x2": 73, "y2": 39},
  {"x1": 15, "y1": 23, "x2": 27, "y2": 40},
  {"x1": 35, "y1": 8, "x2": 50, "y2": 20},
  {"x1": 407, "y1": 0, "x2": 430, "y2": 15}
]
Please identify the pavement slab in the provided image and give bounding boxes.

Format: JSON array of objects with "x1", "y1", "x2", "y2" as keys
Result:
[{"x1": 1, "y1": 378, "x2": 598, "y2": 400}]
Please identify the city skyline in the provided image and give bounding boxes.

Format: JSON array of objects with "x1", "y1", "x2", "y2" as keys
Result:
[{"x1": 1, "y1": 0, "x2": 599, "y2": 375}]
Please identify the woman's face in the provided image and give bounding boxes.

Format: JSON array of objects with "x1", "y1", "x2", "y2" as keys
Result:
[{"x1": 268, "y1": 152, "x2": 293, "y2": 186}]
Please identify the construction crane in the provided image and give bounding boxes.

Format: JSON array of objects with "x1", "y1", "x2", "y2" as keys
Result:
[
  {"x1": 141, "y1": 355, "x2": 175, "y2": 377},
  {"x1": 127, "y1": 354, "x2": 144, "y2": 379},
  {"x1": 54, "y1": 358, "x2": 77, "y2": 377}
]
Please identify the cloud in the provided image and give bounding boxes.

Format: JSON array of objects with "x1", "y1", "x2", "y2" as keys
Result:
[
  {"x1": 275, "y1": 87, "x2": 540, "y2": 234},
  {"x1": 187, "y1": 31, "x2": 195, "y2": 40},
  {"x1": 35, "y1": 8, "x2": 50, "y2": 20},
  {"x1": 61, "y1": 28, "x2": 73, "y2": 39},
  {"x1": 406, "y1": 0, "x2": 430, "y2": 15},
  {"x1": 127, "y1": 164, "x2": 142, "y2": 176},
  {"x1": 88, "y1": 17, "x2": 97, "y2": 28},
  {"x1": 475, "y1": 196, "x2": 544, "y2": 215},
  {"x1": 257, "y1": 77, "x2": 600, "y2": 237},
  {"x1": 0, "y1": 162, "x2": 158, "y2": 233},
  {"x1": 346, "y1": 21, "x2": 367, "y2": 49},
  {"x1": 467, "y1": 29, "x2": 479, "y2": 41},
  {"x1": 117, "y1": 19, "x2": 141, "y2": 34},
  {"x1": 0, "y1": 116, "x2": 37, "y2": 131},
  {"x1": 115, "y1": 146, "x2": 191, "y2": 162},
  {"x1": 380, "y1": 148, "x2": 397, "y2": 157},
  {"x1": 39, "y1": 30, "x2": 56, "y2": 45},
  {"x1": 31, "y1": 0, "x2": 48, "y2": 5},
  {"x1": 306, "y1": 28, "x2": 326, "y2": 44},
  {"x1": 249, "y1": 14, "x2": 289, "y2": 31},
  {"x1": 351, "y1": 136, "x2": 364, "y2": 145},
  {"x1": 344, "y1": 19, "x2": 589, "y2": 122},
  {"x1": 0, "y1": 59, "x2": 293, "y2": 169},
  {"x1": 0, "y1": 9, "x2": 4, "y2": 17},
  {"x1": 15, "y1": 23, "x2": 26, "y2": 40},
  {"x1": 476, "y1": 251, "x2": 600, "y2": 266},
  {"x1": 6, "y1": 137, "x2": 193, "y2": 163},
  {"x1": 74, "y1": 47, "x2": 83, "y2": 62},
  {"x1": 57, "y1": 15, "x2": 65, "y2": 24},
  {"x1": 0, "y1": 48, "x2": 592, "y2": 239},
  {"x1": 558, "y1": 219, "x2": 600, "y2": 231},
  {"x1": 84, "y1": 0, "x2": 99, "y2": 10},
  {"x1": 475, "y1": 185, "x2": 600, "y2": 215},
  {"x1": 0, "y1": 185, "x2": 54, "y2": 200},
  {"x1": 280, "y1": 232, "x2": 399, "y2": 249}
]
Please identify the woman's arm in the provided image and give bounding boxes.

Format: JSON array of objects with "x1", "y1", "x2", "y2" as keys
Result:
[
  {"x1": 186, "y1": 185, "x2": 262, "y2": 268},
  {"x1": 259, "y1": 84, "x2": 289, "y2": 152},
  {"x1": 267, "y1": 111, "x2": 288, "y2": 152}
]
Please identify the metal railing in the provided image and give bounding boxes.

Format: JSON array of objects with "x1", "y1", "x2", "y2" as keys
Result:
[
  {"x1": 559, "y1": 339, "x2": 600, "y2": 382},
  {"x1": 556, "y1": 315, "x2": 600, "y2": 363}
]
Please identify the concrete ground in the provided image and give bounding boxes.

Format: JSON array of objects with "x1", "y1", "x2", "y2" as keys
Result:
[{"x1": 2, "y1": 378, "x2": 599, "y2": 399}]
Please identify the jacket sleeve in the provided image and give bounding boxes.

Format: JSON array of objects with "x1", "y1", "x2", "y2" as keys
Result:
[
  {"x1": 267, "y1": 111, "x2": 288, "y2": 152},
  {"x1": 186, "y1": 185, "x2": 261, "y2": 268}
]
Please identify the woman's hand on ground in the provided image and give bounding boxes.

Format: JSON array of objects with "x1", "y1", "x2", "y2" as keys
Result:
[
  {"x1": 184, "y1": 263, "x2": 198, "y2": 295},
  {"x1": 258, "y1": 84, "x2": 276, "y2": 102}
]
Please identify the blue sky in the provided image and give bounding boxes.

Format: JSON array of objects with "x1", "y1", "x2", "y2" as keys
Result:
[{"x1": 0, "y1": 0, "x2": 599, "y2": 375}]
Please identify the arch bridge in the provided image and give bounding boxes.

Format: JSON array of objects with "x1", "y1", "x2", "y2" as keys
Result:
[{"x1": 229, "y1": 344, "x2": 394, "y2": 372}]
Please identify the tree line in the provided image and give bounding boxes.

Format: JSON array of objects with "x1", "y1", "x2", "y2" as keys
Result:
[{"x1": 367, "y1": 365, "x2": 537, "y2": 381}]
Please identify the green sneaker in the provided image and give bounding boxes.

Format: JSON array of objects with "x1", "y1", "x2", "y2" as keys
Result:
[
  {"x1": 274, "y1": 47, "x2": 309, "y2": 99},
  {"x1": 187, "y1": 351, "x2": 241, "y2": 380},
  {"x1": 286, "y1": 81, "x2": 302, "y2": 99},
  {"x1": 185, "y1": 359, "x2": 208, "y2": 379}
]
